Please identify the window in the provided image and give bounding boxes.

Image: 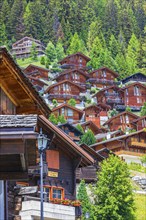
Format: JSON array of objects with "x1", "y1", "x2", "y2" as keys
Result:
[
  {"x1": 52, "y1": 188, "x2": 62, "y2": 199},
  {"x1": 125, "y1": 115, "x2": 129, "y2": 123},
  {"x1": 134, "y1": 86, "x2": 140, "y2": 96},
  {"x1": 61, "y1": 108, "x2": 65, "y2": 115},
  {"x1": 137, "y1": 97, "x2": 141, "y2": 103},
  {"x1": 126, "y1": 89, "x2": 128, "y2": 95},
  {"x1": 120, "y1": 116, "x2": 123, "y2": 123},
  {"x1": 67, "y1": 109, "x2": 73, "y2": 116},
  {"x1": 102, "y1": 70, "x2": 106, "y2": 77}
]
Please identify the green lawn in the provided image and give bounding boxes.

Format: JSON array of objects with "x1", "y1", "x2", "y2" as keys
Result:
[
  {"x1": 16, "y1": 57, "x2": 46, "y2": 68},
  {"x1": 134, "y1": 194, "x2": 146, "y2": 220}
]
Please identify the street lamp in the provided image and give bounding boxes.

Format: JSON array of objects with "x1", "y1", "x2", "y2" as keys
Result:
[{"x1": 38, "y1": 129, "x2": 48, "y2": 220}]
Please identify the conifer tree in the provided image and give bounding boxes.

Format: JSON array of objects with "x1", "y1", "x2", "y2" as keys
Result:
[
  {"x1": 56, "y1": 39, "x2": 65, "y2": 61},
  {"x1": 76, "y1": 124, "x2": 84, "y2": 134},
  {"x1": 140, "y1": 102, "x2": 146, "y2": 116},
  {"x1": 79, "y1": 129, "x2": 96, "y2": 146},
  {"x1": 67, "y1": 32, "x2": 87, "y2": 55},
  {"x1": 77, "y1": 180, "x2": 94, "y2": 220},
  {"x1": 126, "y1": 33, "x2": 140, "y2": 75},
  {"x1": 45, "y1": 41, "x2": 56, "y2": 66},
  {"x1": 30, "y1": 42, "x2": 38, "y2": 61}
]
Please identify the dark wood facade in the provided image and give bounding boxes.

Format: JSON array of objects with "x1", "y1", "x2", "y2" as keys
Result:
[
  {"x1": 59, "y1": 52, "x2": 90, "y2": 69},
  {"x1": 121, "y1": 72, "x2": 146, "y2": 85},
  {"x1": 55, "y1": 69, "x2": 89, "y2": 88},
  {"x1": 58, "y1": 123, "x2": 83, "y2": 143},
  {"x1": 24, "y1": 64, "x2": 49, "y2": 79},
  {"x1": 104, "y1": 111, "x2": 139, "y2": 132},
  {"x1": 91, "y1": 130, "x2": 146, "y2": 155},
  {"x1": 123, "y1": 82, "x2": 146, "y2": 109},
  {"x1": 93, "y1": 85, "x2": 124, "y2": 109},
  {"x1": 131, "y1": 116, "x2": 146, "y2": 131},
  {"x1": 84, "y1": 104, "x2": 108, "y2": 127},
  {"x1": 80, "y1": 121, "x2": 105, "y2": 135},
  {"x1": 87, "y1": 67, "x2": 118, "y2": 88},
  {"x1": 52, "y1": 103, "x2": 84, "y2": 123},
  {"x1": 45, "y1": 80, "x2": 85, "y2": 103},
  {"x1": 11, "y1": 36, "x2": 45, "y2": 58}
]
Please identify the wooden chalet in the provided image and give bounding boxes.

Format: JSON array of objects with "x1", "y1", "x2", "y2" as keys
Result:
[
  {"x1": 58, "y1": 52, "x2": 90, "y2": 69},
  {"x1": 122, "y1": 82, "x2": 146, "y2": 111},
  {"x1": 93, "y1": 85, "x2": 124, "y2": 109},
  {"x1": 55, "y1": 68, "x2": 89, "y2": 88},
  {"x1": 121, "y1": 72, "x2": 146, "y2": 85},
  {"x1": 0, "y1": 47, "x2": 97, "y2": 219},
  {"x1": 11, "y1": 36, "x2": 45, "y2": 58},
  {"x1": 44, "y1": 80, "x2": 85, "y2": 103},
  {"x1": 26, "y1": 75, "x2": 49, "y2": 92},
  {"x1": 95, "y1": 130, "x2": 124, "y2": 143},
  {"x1": 24, "y1": 64, "x2": 49, "y2": 79},
  {"x1": 52, "y1": 103, "x2": 84, "y2": 123},
  {"x1": 103, "y1": 111, "x2": 139, "y2": 132},
  {"x1": 87, "y1": 67, "x2": 119, "y2": 88},
  {"x1": 131, "y1": 116, "x2": 146, "y2": 131},
  {"x1": 84, "y1": 104, "x2": 109, "y2": 127},
  {"x1": 80, "y1": 120, "x2": 106, "y2": 135},
  {"x1": 90, "y1": 129, "x2": 146, "y2": 155},
  {"x1": 58, "y1": 122, "x2": 83, "y2": 143}
]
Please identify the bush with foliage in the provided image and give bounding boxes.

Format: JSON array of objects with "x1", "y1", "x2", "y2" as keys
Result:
[
  {"x1": 68, "y1": 98, "x2": 76, "y2": 107},
  {"x1": 92, "y1": 155, "x2": 135, "y2": 220},
  {"x1": 77, "y1": 180, "x2": 94, "y2": 220},
  {"x1": 76, "y1": 124, "x2": 84, "y2": 134},
  {"x1": 140, "y1": 102, "x2": 146, "y2": 116},
  {"x1": 79, "y1": 129, "x2": 96, "y2": 146},
  {"x1": 52, "y1": 99, "x2": 58, "y2": 107}
]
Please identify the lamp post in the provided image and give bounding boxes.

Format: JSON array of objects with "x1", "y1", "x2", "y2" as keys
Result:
[{"x1": 38, "y1": 129, "x2": 48, "y2": 220}]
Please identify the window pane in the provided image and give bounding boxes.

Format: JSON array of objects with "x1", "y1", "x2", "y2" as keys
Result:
[{"x1": 53, "y1": 189, "x2": 61, "y2": 199}]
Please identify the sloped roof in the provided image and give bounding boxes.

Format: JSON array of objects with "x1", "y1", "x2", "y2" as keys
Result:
[
  {"x1": 132, "y1": 115, "x2": 146, "y2": 123},
  {"x1": 44, "y1": 80, "x2": 85, "y2": 93},
  {"x1": 122, "y1": 82, "x2": 146, "y2": 90},
  {"x1": 52, "y1": 103, "x2": 84, "y2": 114},
  {"x1": 0, "y1": 47, "x2": 51, "y2": 117},
  {"x1": 24, "y1": 64, "x2": 49, "y2": 72},
  {"x1": 92, "y1": 85, "x2": 124, "y2": 97},
  {"x1": 121, "y1": 72, "x2": 146, "y2": 83},
  {"x1": 89, "y1": 66, "x2": 119, "y2": 77},
  {"x1": 38, "y1": 115, "x2": 94, "y2": 167},
  {"x1": 55, "y1": 68, "x2": 89, "y2": 80},
  {"x1": 103, "y1": 111, "x2": 139, "y2": 126},
  {"x1": 90, "y1": 129, "x2": 146, "y2": 149},
  {"x1": 59, "y1": 52, "x2": 91, "y2": 64},
  {"x1": 12, "y1": 36, "x2": 42, "y2": 47}
]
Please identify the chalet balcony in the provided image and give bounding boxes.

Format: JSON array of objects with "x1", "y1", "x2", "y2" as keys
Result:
[
  {"x1": 87, "y1": 78, "x2": 116, "y2": 85},
  {"x1": 104, "y1": 92, "x2": 120, "y2": 96},
  {"x1": 48, "y1": 94, "x2": 81, "y2": 100},
  {"x1": 129, "y1": 141, "x2": 146, "y2": 148},
  {"x1": 115, "y1": 105, "x2": 141, "y2": 111},
  {"x1": 19, "y1": 196, "x2": 81, "y2": 220},
  {"x1": 107, "y1": 99, "x2": 124, "y2": 104}
]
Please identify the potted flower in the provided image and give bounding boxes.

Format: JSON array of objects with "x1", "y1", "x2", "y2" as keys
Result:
[
  {"x1": 61, "y1": 198, "x2": 71, "y2": 205},
  {"x1": 71, "y1": 200, "x2": 81, "y2": 207},
  {"x1": 51, "y1": 198, "x2": 62, "y2": 204}
]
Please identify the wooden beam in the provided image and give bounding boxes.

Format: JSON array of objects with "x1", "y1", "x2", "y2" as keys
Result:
[
  {"x1": 20, "y1": 154, "x2": 27, "y2": 172},
  {"x1": 0, "y1": 172, "x2": 28, "y2": 180}
]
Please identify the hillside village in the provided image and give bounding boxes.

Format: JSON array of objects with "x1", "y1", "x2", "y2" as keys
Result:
[{"x1": 0, "y1": 37, "x2": 146, "y2": 220}]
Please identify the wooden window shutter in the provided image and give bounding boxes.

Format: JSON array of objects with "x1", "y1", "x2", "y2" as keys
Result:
[{"x1": 46, "y1": 150, "x2": 59, "y2": 169}]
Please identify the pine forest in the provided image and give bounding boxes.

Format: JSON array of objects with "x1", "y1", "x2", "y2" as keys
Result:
[{"x1": 0, "y1": 0, "x2": 146, "y2": 78}]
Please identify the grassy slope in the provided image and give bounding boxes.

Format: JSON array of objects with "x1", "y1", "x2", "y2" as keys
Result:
[
  {"x1": 16, "y1": 57, "x2": 46, "y2": 68},
  {"x1": 134, "y1": 194, "x2": 146, "y2": 220}
]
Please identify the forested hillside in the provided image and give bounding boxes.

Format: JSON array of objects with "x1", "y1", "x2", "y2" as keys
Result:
[{"x1": 0, "y1": 0, "x2": 146, "y2": 78}]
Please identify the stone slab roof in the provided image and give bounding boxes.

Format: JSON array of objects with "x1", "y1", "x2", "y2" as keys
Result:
[{"x1": 0, "y1": 115, "x2": 38, "y2": 128}]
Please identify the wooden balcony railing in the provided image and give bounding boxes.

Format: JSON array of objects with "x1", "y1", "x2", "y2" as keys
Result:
[
  {"x1": 87, "y1": 78, "x2": 116, "y2": 85},
  {"x1": 48, "y1": 94, "x2": 81, "y2": 100},
  {"x1": 107, "y1": 99, "x2": 124, "y2": 104},
  {"x1": 105, "y1": 92, "x2": 120, "y2": 96},
  {"x1": 129, "y1": 141, "x2": 146, "y2": 148}
]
